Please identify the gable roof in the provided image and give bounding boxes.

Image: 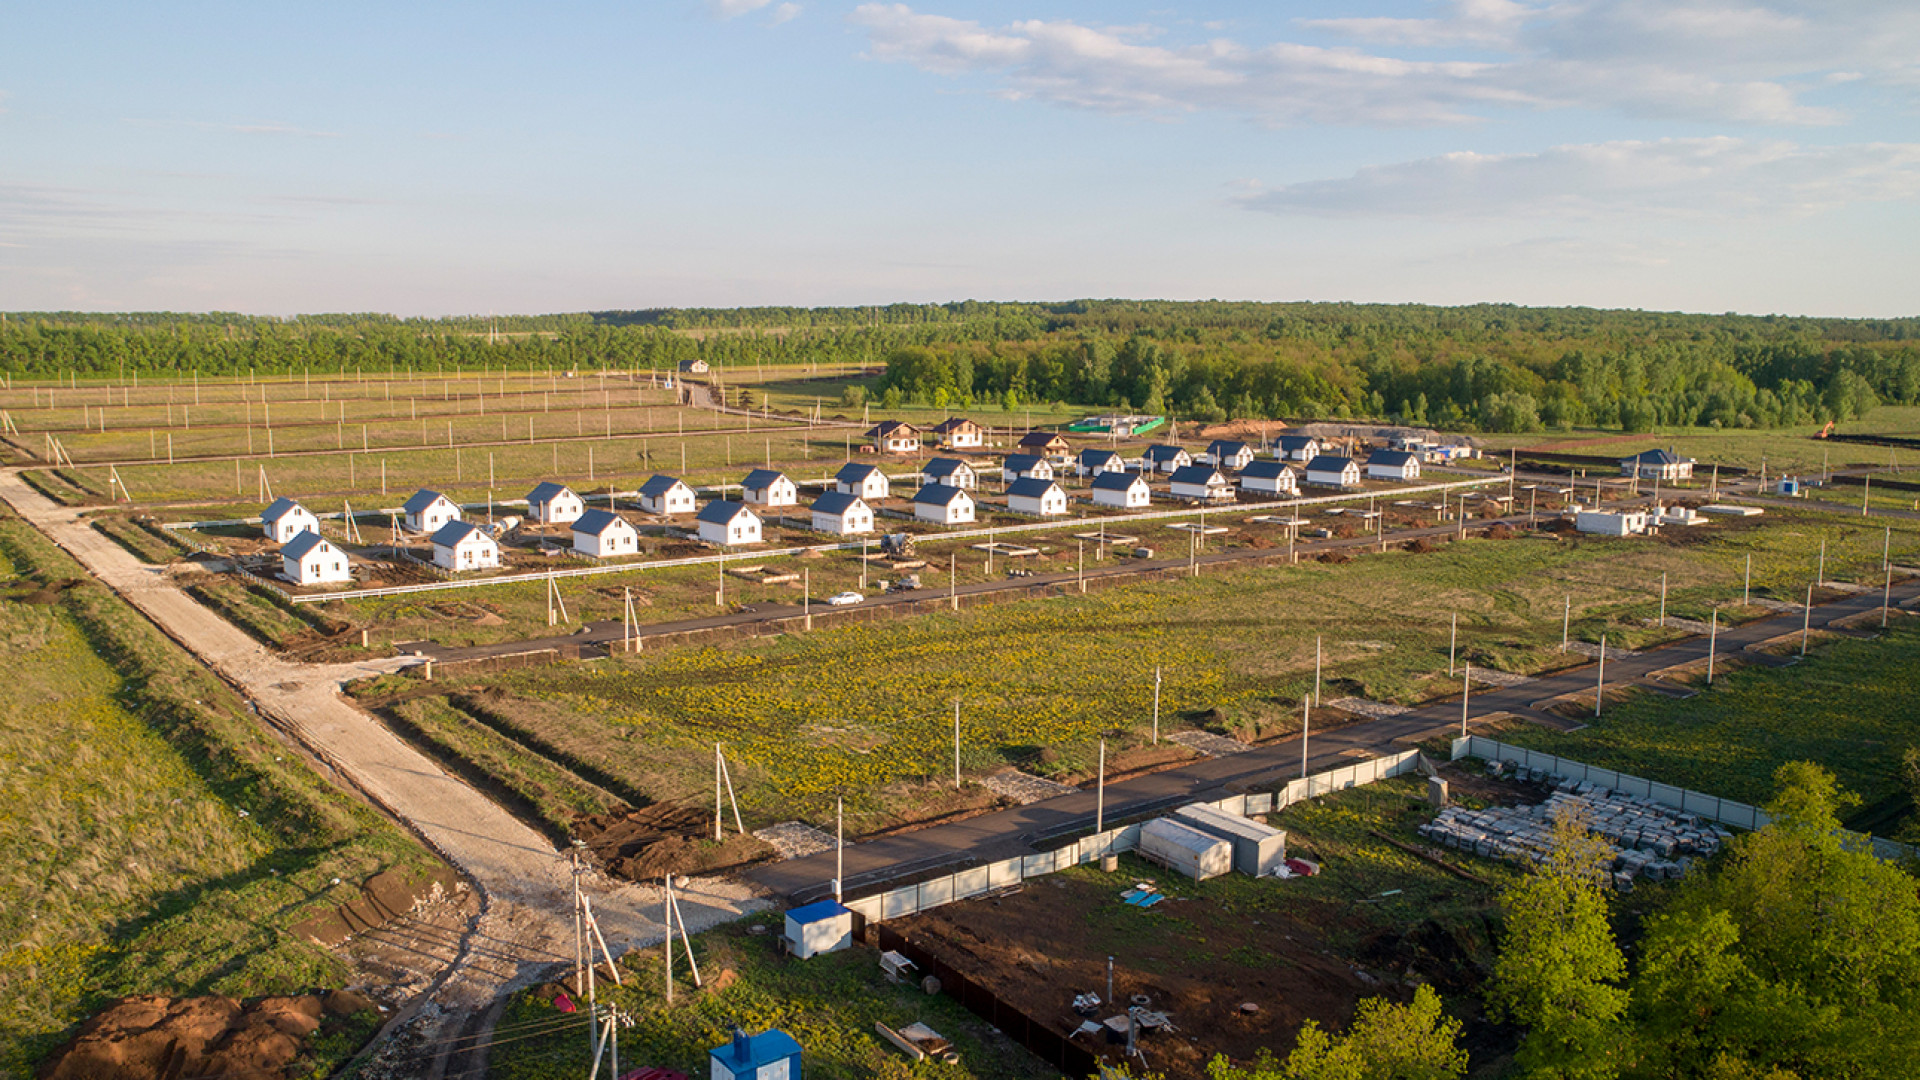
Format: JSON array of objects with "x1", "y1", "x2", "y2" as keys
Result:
[
  {"x1": 1092, "y1": 470, "x2": 1148, "y2": 492},
  {"x1": 1003, "y1": 453, "x2": 1047, "y2": 473},
  {"x1": 1006, "y1": 478, "x2": 1062, "y2": 500},
  {"x1": 1207, "y1": 439, "x2": 1252, "y2": 457},
  {"x1": 1306, "y1": 455, "x2": 1357, "y2": 471},
  {"x1": 572, "y1": 508, "x2": 631, "y2": 537},
  {"x1": 741, "y1": 468, "x2": 790, "y2": 490},
  {"x1": 1275, "y1": 434, "x2": 1319, "y2": 450},
  {"x1": 525, "y1": 481, "x2": 574, "y2": 505},
  {"x1": 1018, "y1": 431, "x2": 1067, "y2": 449},
  {"x1": 430, "y1": 520, "x2": 489, "y2": 547},
  {"x1": 1368, "y1": 450, "x2": 1419, "y2": 468},
  {"x1": 1169, "y1": 465, "x2": 1227, "y2": 486},
  {"x1": 1623, "y1": 448, "x2": 1692, "y2": 465},
  {"x1": 923, "y1": 457, "x2": 972, "y2": 477},
  {"x1": 811, "y1": 491, "x2": 868, "y2": 516},
  {"x1": 865, "y1": 420, "x2": 917, "y2": 438},
  {"x1": 638, "y1": 474, "x2": 690, "y2": 498},
  {"x1": 696, "y1": 500, "x2": 757, "y2": 526},
  {"x1": 262, "y1": 496, "x2": 308, "y2": 523},
  {"x1": 1143, "y1": 444, "x2": 1190, "y2": 462},
  {"x1": 1077, "y1": 448, "x2": 1123, "y2": 466},
  {"x1": 404, "y1": 489, "x2": 450, "y2": 514},
  {"x1": 913, "y1": 483, "x2": 971, "y2": 507},
  {"x1": 835, "y1": 462, "x2": 883, "y2": 483},
  {"x1": 931, "y1": 417, "x2": 980, "y2": 433},
  {"x1": 1239, "y1": 460, "x2": 1294, "y2": 480},
  {"x1": 281, "y1": 531, "x2": 330, "y2": 559}
]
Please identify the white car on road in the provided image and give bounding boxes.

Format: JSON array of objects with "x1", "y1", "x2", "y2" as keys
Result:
[{"x1": 825, "y1": 591, "x2": 865, "y2": 606}]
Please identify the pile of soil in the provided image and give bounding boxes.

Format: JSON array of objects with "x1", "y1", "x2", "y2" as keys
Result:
[
  {"x1": 289, "y1": 867, "x2": 465, "y2": 949},
  {"x1": 575, "y1": 804, "x2": 723, "y2": 879},
  {"x1": 39, "y1": 991, "x2": 377, "y2": 1080}
]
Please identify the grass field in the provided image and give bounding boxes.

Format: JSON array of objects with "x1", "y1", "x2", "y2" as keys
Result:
[
  {"x1": 1497, "y1": 621, "x2": 1920, "y2": 817},
  {"x1": 380, "y1": 506, "x2": 1918, "y2": 829},
  {"x1": 0, "y1": 515, "x2": 440, "y2": 1078},
  {"x1": 484, "y1": 908, "x2": 1054, "y2": 1080},
  {"x1": 1476, "y1": 404, "x2": 1920, "y2": 476}
]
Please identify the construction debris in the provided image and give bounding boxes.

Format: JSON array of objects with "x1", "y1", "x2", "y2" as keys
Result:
[{"x1": 1421, "y1": 785, "x2": 1726, "y2": 889}]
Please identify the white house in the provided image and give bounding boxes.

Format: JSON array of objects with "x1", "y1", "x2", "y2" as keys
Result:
[
  {"x1": 1203, "y1": 440, "x2": 1257, "y2": 471},
  {"x1": 430, "y1": 520, "x2": 500, "y2": 572},
  {"x1": 912, "y1": 483, "x2": 976, "y2": 526},
  {"x1": 740, "y1": 469, "x2": 798, "y2": 508},
  {"x1": 261, "y1": 497, "x2": 320, "y2": 544},
  {"x1": 1142, "y1": 444, "x2": 1192, "y2": 474},
  {"x1": 1621, "y1": 449, "x2": 1695, "y2": 482},
  {"x1": 280, "y1": 531, "x2": 350, "y2": 585},
  {"x1": 1169, "y1": 465, "x2": 1233, "y2": 502},
  {"x1": 1575, "y1": 508, "x2": 1651, "y2": 536},
  {"x1": 638, "y1": 475, "x2": 697, "y2": 516},
  {"x1": 1366, "y1": 450, "x2": 1421, "y2": 482},
  {"x1": 1090, "y1": 471, "x2": 1152, "y2": 509},
  {"x1": 834, "y1": 462, "x2": 891, "y2": 502},
  {"x1": 1304, "y1": 455, "x2": 1363, "y2": 488},
  {"x1": 403, "y1": 490, "x2": 461, "y2": 534},
  {"x1": 1274, "y1": 435, "x2": 1321, "y2": 462},
  {"x1": 1006, "y1": 478, "x2": 1069, "y2": 516},
  {"x1": 569, "y1": 508, "x2": 639, "y2": 558},
  {"x1": 1237, "y1": 460, "x2": 1299, "y2": 497},
  {"x1": 865, "y1": 420, "x2": 920, "y2": 454},
  {"x1": 678, "y1": 357, "x2": 709, "y2": 374},
  {"x1": 1075, "y1": 448, "x2": 1127, "y2": 478},
  {"x1": 1002, "y1": 454, "x2": 1054, "y2": 483},
  {"x1": 697, "y1": 500, "x2": 763, "y2": 546},
  {"x1": 921, "y1": 457, "x2": 977, "y2": 490},
  {"x1": 524, "y1": 482, "x2": 585, "y2": 526},
  {"x1": 810, "y1": 491, "x2": 874, "y2": 535},
  {"x1": 931, "y1": 417, "x2": 985, "y2": 449}
]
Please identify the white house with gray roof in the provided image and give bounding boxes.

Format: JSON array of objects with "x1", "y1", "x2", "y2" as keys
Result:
[
  {"x1": 281, "y1": 531, "x2": 350, "y2": 585},
  {"x1": 261, "y1": 497, "x2": 320, "y2": 544},
  {"x1": 571, "y1": 509, "x2": 640, "y2": 558},
  {"x1": 403, "y1": 490, "x2": 461, "y2": 534},
  {"x1": 638, "y1": 475, "x2": 697, "y2": 516},
  {"x1": 525, "y1": 482, "x2": 585, "y2": 525},
  {"x1": 697, "y1": 501, "x2": 763, "y2": 546},
  {"x1": 430, "y1": 520, "x2": 500, "y2": 572}
]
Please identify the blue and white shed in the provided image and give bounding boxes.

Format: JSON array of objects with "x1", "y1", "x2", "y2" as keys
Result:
[
  {"x1": 709, "y1": 1028, "x2": 803, "y2": 1080},
  {"x1": 783, "y1": 899, "x2": 854, "y2": 960}
]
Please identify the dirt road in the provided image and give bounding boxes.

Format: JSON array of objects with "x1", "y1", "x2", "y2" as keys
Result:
[{"x1": 0, "y1": 472, "x2": 765, "y2": 1069}]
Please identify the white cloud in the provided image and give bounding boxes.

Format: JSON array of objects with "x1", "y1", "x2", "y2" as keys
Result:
[
  {"x1": 1236, "y1": 138, "x2": 1920, "y2": 218},
  {"x1": 849, "y1": 2, "x2": 1920, "y2": 127},
  {"x1": 770, "y1": 3, "x2": 802, "y2": 25},
  {"x1": 708, "y1": 0, "x2": 773, "y2": 17}
]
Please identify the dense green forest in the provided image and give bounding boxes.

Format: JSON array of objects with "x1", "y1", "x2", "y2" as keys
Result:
[{"x1": 4, "y1": 302, "x2": 1918, "y2": 433}]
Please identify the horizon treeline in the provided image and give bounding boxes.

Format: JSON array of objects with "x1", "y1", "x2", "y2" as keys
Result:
[{"x1": 4, "y1": 301, "x2": 1918, "y2": 432}]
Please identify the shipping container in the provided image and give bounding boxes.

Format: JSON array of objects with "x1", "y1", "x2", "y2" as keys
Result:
[
  {"x1": 1174, "y1": 804, "x2": 1289, "y2": 877},
  {"x1": 1139, "y1": 817, "x2": 1233, "y2": 881}
]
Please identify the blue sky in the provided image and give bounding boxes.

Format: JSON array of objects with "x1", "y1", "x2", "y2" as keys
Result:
[{"x1": 2, "y1": 1, "x2": 1916, "y2": 316}]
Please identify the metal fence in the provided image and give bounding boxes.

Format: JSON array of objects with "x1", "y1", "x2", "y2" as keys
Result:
[
  {"x1": 1452, "y1": 736, "x2": 1917, "y2": 862},
  {"x1": 842, "y1": 749, "x2": 1424, "y2": 926}
]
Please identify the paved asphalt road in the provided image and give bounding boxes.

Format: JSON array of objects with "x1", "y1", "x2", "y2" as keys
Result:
[{"x1": 746, "y1": 577, "x2": 1918, "y2": 903}]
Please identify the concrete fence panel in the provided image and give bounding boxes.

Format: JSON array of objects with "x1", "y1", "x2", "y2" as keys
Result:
[
  {"x1": 953, "y1": 866, "x2": 991, "y2": 900},
  {"x1": 847, "y1": 896, "x2": 884, "y2": 922},
  {"x1": 987, "y1": 857, "x2": 1022, "y2": 889}
]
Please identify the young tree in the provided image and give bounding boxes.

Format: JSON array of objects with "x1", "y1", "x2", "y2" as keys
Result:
[
  {"x1": 1487, "y1": 804, "x2": 1631, "y2": 1080},
  {"x1": 1205, "y1": 986, "x2": 1467, "y2": 1080}
]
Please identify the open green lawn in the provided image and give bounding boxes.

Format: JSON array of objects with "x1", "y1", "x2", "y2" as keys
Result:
[
  {"x1": 1497, "y1": 621, "x2": 1920, "y2": 817},
  {"x1": 1476, "y1": 404, "x2": 1920, "y2": 476},
  {"x1": 0, "y1": 516, "x2": 440, "y2": 1078},
  {"x1": 377, "y1": 506, "x2": 1919, "y2": 829}
]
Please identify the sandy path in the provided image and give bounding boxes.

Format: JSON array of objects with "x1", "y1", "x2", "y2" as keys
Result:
[{"x1": 0, "y1": 472, "x2": 765, "y2": 1038}]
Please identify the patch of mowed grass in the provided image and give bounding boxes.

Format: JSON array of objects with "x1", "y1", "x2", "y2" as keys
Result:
[
  {"x1": 487, "y1": 911, "x2": 1052, "y2": 1080},
  {"x1": 0, "y1": 515, "x2": 439, "y2": 1077},
  {"x1": 1499, "y1": 621, "x2": 1920, "y2": 810},
  {"x1": 385, "y1": 696, "x2": 622, "y2": 839}
]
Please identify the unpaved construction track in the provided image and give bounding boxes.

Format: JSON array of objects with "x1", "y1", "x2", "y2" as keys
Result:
[{"x1": 0, "y1": 473, "x2": 765, "y2": 1075}]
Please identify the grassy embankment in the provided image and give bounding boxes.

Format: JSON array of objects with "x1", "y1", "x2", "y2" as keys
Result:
[
  {"x1": 363, "y1": 507, "x2": 1917, "y2": 831},
  {"x1": 0, "y1": 514, "x2": 441, "y2": 1077}
]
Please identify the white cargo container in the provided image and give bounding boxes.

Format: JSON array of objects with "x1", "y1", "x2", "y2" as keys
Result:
[
  {"x1": 1138, "y1": 817, "x2": 1233, "y2": 881},
  {"x1": 1174, "y1": 804, "x2": 1288, "y2": 877}
]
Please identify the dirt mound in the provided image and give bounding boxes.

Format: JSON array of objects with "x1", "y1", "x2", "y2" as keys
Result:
[
  {"x1": 1195, "y1": 419, "x2": 1292, "y2": 441},
  {"x1": 574, "y1": 804, "x2": 774, "y2": 880},
  {"x1": 289, "y1": 867, "x2": 465, "y2": 949},
  {"x1": 39, "y1": 992, "x2": 373, "y2": 1080}
]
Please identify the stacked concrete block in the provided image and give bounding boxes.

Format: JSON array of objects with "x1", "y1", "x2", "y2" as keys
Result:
[{"x1": 1419, "y1": 787, "x2": 1726, "y2": 888}]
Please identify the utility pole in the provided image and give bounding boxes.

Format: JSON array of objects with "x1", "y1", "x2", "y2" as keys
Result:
[
  {"x1": 1706, "y1": 610, "x2": 1717, "y2": 685},
  {"x1": 1095, "y1": 739, "x2": 1106, "y2": 837},
  {"x1": 834, "y1": 798, "x2": 843, "y2": 903},
  {"x1": 1595, "y1": 635, "x2": 1607, "y2": 718},
  {"x1": 1460, "y1": 662, "x2": 1470, "y2": 737},
  {"x1": 1448, "y1": 612, "x2": 1457, "y2": 675},
  {"x1": 1562, "y1": 595, "x2": 1571, "y2": 652},
  {"x1": 1152, "y1": 666, "x2": 1162, "y2": 745},
  {"x1": 1300, "y1": 697, "x2": 1310, "y2": 779},
  {"x1": 1659, "y1": 571, "x2": 1668, "y2": 628},
  {"x1": 1801, "y1": 583, "x2": 1813, "y2": 656},
  {"x1": 953, "y1": 699, "x2": 961, "y2": 788}
]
